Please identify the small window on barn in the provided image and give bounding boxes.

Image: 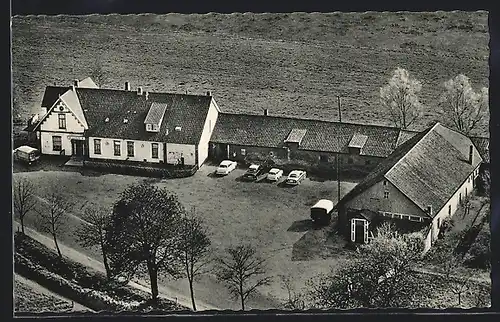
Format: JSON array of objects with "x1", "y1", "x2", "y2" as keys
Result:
[
  {"x1": 383, "y1": 180, "x2": 387, "y2": 186},
  {"x1": 384, "y1": 191, "x2": 389, "y2": 199},
  {"x1": 241, "y1": 148, "x2": 246, "y2": 156},
  {"x1": 438, "y1": 218, "x2": 441, "y2": 228},
  {"x1": 269, "y1": 151, "x2": 274, "y2": 157},
  {"x1": 448, "y1": 205, "x2": 452, "y2": 215}
]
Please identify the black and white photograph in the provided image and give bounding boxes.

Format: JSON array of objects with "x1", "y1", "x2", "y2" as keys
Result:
[{"x1": 10, "y1": 3, "x2": 495, "y2": 316}]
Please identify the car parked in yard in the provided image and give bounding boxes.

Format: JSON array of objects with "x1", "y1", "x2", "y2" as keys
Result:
[
  {"x1": 242, "y1": 163, "x2": 267, "y2": 181},
  {"x1": 267, "y1": 168, "x2": 283, "y2": 182},
  {"x1": 285, "y1": 170, "x2": 307, "y2": 185},
  {"x1": 216, "y1": 160, "x2": 237, "y2": 175},
  {"x1": 13, "y1": 146, "x2": 41, "y2": 165}
]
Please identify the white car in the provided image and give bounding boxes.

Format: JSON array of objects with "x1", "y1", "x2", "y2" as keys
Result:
[
  {"x1": 285, "y1": 170, "x2": 307, "y2": 185},
  {"x1": 267, "y1": 168, "x2": 283, "y2": 181},
  {"x1": 216, "y1": 160, "x2": 237, "y2": 175}
]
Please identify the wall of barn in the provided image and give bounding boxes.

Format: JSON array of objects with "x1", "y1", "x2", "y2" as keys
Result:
[
  {"x1": 345, "y1": 180, "x2": 426, "y2": 218},
  {"x1": 197, "y1": 99, "x2": 220, "y2": 167},
  {"x1": 166, "y1": 143, "x2": 196, "y2": 166}
]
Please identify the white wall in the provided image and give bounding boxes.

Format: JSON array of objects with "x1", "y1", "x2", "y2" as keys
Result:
[
  {"x1": 346, "y1": 179, "x2": 426, "y2": 218},
  {"x1": 197, "y1": 98, "x2": 220, "y2": 167},
  {"x1": 429, "y1": 164, "x2": 481, "y2": 243},
  {"x1": 88, "y1": 137, "x2": 164, "y2": 163},
  {"x1": 40, "y1": 132, "x2": 83, "y2": 156},
  {"x1": 166, "y1": 143, "x2": 196, "y2": 165}
]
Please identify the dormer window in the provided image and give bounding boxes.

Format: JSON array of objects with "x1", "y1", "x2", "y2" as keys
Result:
[{"x1": 144, "y1": 102, "x2": 168, "y2": 133}]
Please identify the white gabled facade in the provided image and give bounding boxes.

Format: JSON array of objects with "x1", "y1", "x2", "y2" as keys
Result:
[
  {"x1": 37, "y1": 92, "x2": 87, "y2": 156},
  {"x1": 197, "y1": 98, "x2": 220, "y2": 167}
]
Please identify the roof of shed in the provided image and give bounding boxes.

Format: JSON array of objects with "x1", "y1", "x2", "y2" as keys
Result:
[
  {"x1": 210, "y1": 113, "x2": 407, "y2": 158},
  {"x1": 338, "y1": 123, "x2": 483, "y2": 217}
]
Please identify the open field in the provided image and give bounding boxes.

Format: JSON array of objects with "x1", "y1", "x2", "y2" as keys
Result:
[
  {"x1": 13, "y1": 164, "x2": 357, "y2": 310},
  {"x1": 12, "y1": 12, "x2": 489, "y2": 136}
]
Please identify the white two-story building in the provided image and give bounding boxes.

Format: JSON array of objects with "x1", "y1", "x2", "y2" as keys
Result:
[{"x1": 28, "y1": 78, "x2": 220, "y2": 168}]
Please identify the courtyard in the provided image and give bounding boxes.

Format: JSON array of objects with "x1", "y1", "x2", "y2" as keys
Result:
[{"x1": 13, "y1": 162, "x2": 358, "y2": 310}]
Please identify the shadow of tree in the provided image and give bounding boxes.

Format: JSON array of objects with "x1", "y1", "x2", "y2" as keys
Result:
[
  {"x1": 287, "y1": 219, "x2": 315, "y2": 232},
  {"x1": 291, "y1": 225, "x2": 348, "y2": 261}
]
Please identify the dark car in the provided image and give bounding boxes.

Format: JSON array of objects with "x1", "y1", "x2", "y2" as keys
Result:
[{"x1": 242, "y1": 164, "x2": 267, "y2": 181}]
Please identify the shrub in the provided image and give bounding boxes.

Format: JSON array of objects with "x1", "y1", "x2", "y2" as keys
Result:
[
  {"x1": 476, "y1": 169, "x2": 490, "y2": 196},
  {"x1": 463, "y1": 224, "x2": 490, "y2": 269},
  {"x1": 83, "y1": 160, "x2": 197, "y2": 179}
]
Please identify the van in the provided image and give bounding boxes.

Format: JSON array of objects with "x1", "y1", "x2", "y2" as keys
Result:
[
  {"x1": 13, "y1": 146, "x2": 41, "y2": 165},
  {"x1": 310, "y1": 199, "x2": 334, "y2": 226}
]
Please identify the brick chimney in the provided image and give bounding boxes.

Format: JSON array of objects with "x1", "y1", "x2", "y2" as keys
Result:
[
  {"x1": 137, "y1": 87, "x2": 143, "y2": 96},
  {"x1": 74, "y1": 79, "x2": 79, "y2": 87},
  {"x1": 263, "y1": 109, "x2": 269, "y2": 116},
  {"x1": 125, "y1": 81, "x2": 131, "y2": 91},
  {"x1": 427, "y1": 205, "x2": 433, "y2": 217},
  {"x1": 468, "y1": 145, "x2": 474, "y2": 164}
]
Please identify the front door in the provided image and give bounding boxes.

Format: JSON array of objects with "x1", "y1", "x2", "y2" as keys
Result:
[
  {"x1": 72, "y1": 140, "x2": 85, "y2": 157},
  {"x1": 351, "y1": 218, "x2": 368, "y2": 243}
]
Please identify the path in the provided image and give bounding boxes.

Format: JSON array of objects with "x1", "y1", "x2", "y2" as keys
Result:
[
  {"x1": 15, "y1": 273, "x2": 94, "y2": 313},
  {"x1": 13, "y1": 222, "x2": 220, "y2": 311}
]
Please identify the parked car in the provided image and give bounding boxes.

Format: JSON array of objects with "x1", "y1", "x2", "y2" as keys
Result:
[
  {"x1": 242, "y1": 164, "x2": 266, "y2": 181},
  {"x1": 285, "y1": 170, "x2": 307, "y2": 185},
  {"x1": 216, "y1": 160, "x2": 237, "y2": 175},
  {"x1": 310, "y1": 199, "x2": 334, "y2": 226},
  {"x1": 267, "y1": 168, "x2": 283, "y2": 181},
  {"x1": 13, "y1": 146, "x2": 41, "y2": 165}
]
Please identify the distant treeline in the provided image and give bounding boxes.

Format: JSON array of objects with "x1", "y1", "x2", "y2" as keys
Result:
[{"x1": 11, "y1": 1, "x2": 484, "y2": 16}]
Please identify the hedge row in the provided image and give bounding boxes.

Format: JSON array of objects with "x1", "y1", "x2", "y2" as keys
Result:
[
  {"x1": 15, "y1": 253, "x2": 140, "y2": 312},
  {"x1": 14, "y1": 233, "x2": 188, "y2": 312},
  {"x1": 83, "y1": 160, "x2": 197, "y2": 178}
]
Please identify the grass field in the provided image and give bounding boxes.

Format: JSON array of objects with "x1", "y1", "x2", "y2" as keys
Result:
[
  {"x1": 13, "y1": 165, "x2": 357, "y2": 310},
  {"x1": 11, "y1": 12, "x2": 489, "y2": 136}
]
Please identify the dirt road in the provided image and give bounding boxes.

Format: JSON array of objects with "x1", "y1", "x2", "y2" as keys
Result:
[{"x1": 13, "y1": 221, "x2": 219, "y2": 311}]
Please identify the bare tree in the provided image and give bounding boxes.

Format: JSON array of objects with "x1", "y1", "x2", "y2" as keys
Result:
[
  {"x1": 380, "y1": 67, "x2": 423, "y2": 129},
  {"x1": 279, "y1": 274, "x2": 306, "y2": 310},
  {"x1": 89, "y1": 57, "x2": 108, "y2": 88},
  {"x1": 180, "y1": 207, "x2": 212, "y2": 311},
  {"x1": 76, "y1": 203, "x2": 112, "y2": 279},
  {"x1": 36, "y1": 190, "x2": 72, "y2": 257},
  {"x1": 13, "y1": 178, "x2": 37, "y2": 235},
  {"x1": 216, "y1": 244, "x2": 272, "y2": 310},
  {"x1": 439, "y1": 254, "x2": 472, "y2": 307},
  {"x1": 439, "y1": 74, "x2": 488, "y2": 136}
]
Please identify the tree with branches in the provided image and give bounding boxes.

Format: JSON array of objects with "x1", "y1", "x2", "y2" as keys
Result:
[
  {"x1": 180, "y1": 207, "x2": 212, "y2": 311},
  {"x1": 89, "y1": 57, "x2": 108, "y2": 88},
  {"x1": 36, "y1": 189, "x2": 72, "y2": 257},
  {"x1": 76, "y1": 203, "x2": 113, "y2": 279},
  {"x1": 439, "y1": 74, "x2": 488, "y2": 136},
  {"x1": 13, "y1": 177, "x2": 37, "y2": 235},
  {"x1": 216, "y1": 244, "x2": 272, "y2": 310},
  {"x1": 105, "y1": 183, "x2": 185, "y2": 301},
  {"x1": 380, "y1": 67, "x2": 423, "y2": 129},
  {"x1": 279, "y1": 274, "x2": 307, "y2": 310},
  {"x1": 438, "y1": 254, "x2": 473, "y2": 307},
  {"x1": 309, "y1": 222, "x2": 425, "y2": 308}
]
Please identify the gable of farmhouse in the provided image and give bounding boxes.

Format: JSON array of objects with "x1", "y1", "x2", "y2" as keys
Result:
[
  {"x1": 210, "y1": 113, "x2": 415, "y2": 158},
  {"x1": 339, "y1": 122, "x2": 483, "y2": 217}
]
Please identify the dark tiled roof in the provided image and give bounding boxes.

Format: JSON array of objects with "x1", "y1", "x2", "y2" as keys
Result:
[
  {"x1": 470, "y1": 136, "x2": 490, "y2": 163},
  {"x1": 396, "y1": 129, "x2": 419, "y2": 147},
  {"x1": 76, "y1": 88, "x2": 212, "y2": 145},
  {"x1": 210, "y1": 113, "x2": 405, "y2": 158},
  {"x1": 41, "y1": 86, "x2": 70, "y2": 108},
  {"x1": 339, "y1": 123, "x2": 483, "y2": 217}
]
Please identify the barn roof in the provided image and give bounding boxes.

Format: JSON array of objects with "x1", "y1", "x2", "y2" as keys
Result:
[
  {"x1": 338, "y1": 123, "x2": 483, "y2": 217},
  {"x1": 210, "y1": 113, "x2": 409, "y2": 158},
  {"x1": 470, "y1": 136, "x2": 490, "y2": 163},
  {"x1": 36, "y1": 84, "x2": 213, "y2": 145}
]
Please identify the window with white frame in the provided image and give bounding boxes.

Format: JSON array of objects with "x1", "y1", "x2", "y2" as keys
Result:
[
  {"x1": 113, "y1": 141, "x2": 121, "y2": 156},
  {"x1": 58, "y1": 113, "x2": 66, "y2": 129},
  {"x1": 240, "y1": 148, "x2": 246, "y2": 156},
  {"x1": 127, "y1": 141, "x2": 135, "y2": 157},
  {"x1": 151, "y1": 143, "x2": 159, "y2": 159},
  {"x1": 384, "y1": 191, "x2": 389, "y2": 199},
  {"x1": 52, "y1": 136, "x2": 62, "y2": 151},
  {"x1": 94, "y1": 139, "x2": 101, "y2": 154}
]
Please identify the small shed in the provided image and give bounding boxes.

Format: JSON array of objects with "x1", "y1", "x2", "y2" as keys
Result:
[{"x1": 310, "y1": 199, "x2": 334, "y2": 225}]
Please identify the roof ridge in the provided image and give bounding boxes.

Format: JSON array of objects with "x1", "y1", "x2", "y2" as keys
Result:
[
  {"x1": 385, "y1": 122, "x2": 440, "y2": 185},
  {"x1": 75, "y1": 86, "x2": 211, "y2": 98},
  {"x1": 219, "y1": 112, "x2": 409, "y2": 131}
]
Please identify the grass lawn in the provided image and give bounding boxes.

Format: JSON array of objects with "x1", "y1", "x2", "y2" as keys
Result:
[
  {"x1": 12, "y1": 12, "x2": 488, "y2": 136},
  {"x1": 13, "y1": 165, "x2": 357, "y2": 310}
]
